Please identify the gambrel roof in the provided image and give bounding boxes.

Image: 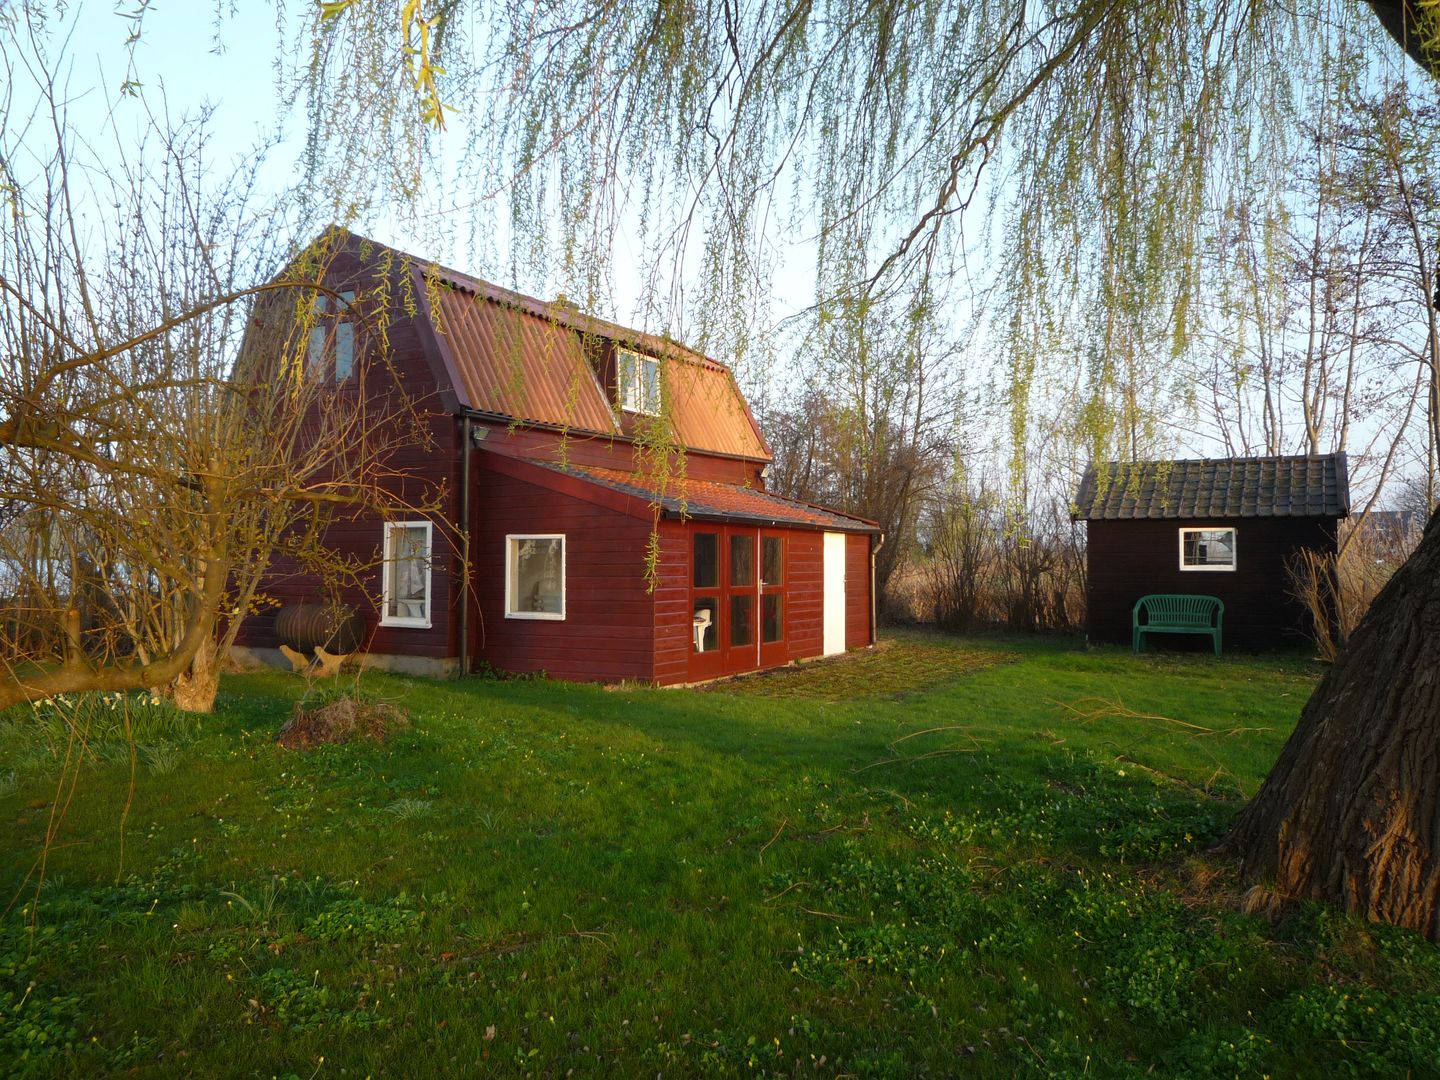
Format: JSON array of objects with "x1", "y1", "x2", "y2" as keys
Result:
[
  {"x1": 1074, "y1": 454, "x2": 1350, "y2": 521},
  {"x1": 400, "y1": 245, "x2": 771, "y2": 461}
]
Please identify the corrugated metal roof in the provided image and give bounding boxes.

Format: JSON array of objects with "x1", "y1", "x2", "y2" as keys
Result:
[
  {"x1": 538, "y1": 462, "x2": 881, "y2": 533},
  {"x1": 431, "y1": 285, "x2": 619, "y2": 434},
  {"x1": 1074, "y1": 454, "x2": 1350, "y2": 520},
  {"x1": 419, "y1": 261, "x2": 770, "y2": 460}
]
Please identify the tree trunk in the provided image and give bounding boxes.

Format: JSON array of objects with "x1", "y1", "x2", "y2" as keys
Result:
[
  {"x1": 1223, "y1": 506, "x2": 1440, "y2": 939},
  {"x1": 169, "y1": 637, "x2": 220, "y2": 714}
]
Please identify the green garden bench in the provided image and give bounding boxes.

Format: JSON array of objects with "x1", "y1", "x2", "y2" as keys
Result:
[{"x1": 1132, "y1": 594, "x2": 1224, "y2": 657}]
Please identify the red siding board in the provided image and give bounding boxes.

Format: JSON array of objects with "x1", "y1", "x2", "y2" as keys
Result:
[
  {"x1": 846, "y1": 534, "x2": 872, "y2": 649},
  {"x1": 786, "y1": 531, "x2": 824, "y2": 662},
  {"x1": 472, "y1": 465, "x2": 655, "y2": 682}
]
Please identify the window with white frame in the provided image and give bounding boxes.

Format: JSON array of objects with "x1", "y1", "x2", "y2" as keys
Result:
[
  {"x1": 381, "y1": 521, "x2": 432, "y2": 625},
  {"x1": 307, "y1": 291, "x2": 356, "y2": 382},
  {"x1": 1179, "y1": 527, "x2": 1236, "y2": 571},
  {"x1": 616, "y1": 348, "x2": 660, "y2": 414},
  {"x1": 506, "y1": 535, "x2": 566, "y2": 619}
]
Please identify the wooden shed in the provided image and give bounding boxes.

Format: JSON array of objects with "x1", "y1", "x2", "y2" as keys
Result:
[
  {"x1": 232, "y1": 231, "x2": 880, "y2": 683},
  {"x1": 1073, "y1": 454, "x2": 1350, "y2": 651}
]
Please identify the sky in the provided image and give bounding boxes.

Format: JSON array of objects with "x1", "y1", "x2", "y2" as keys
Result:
[{"x1": 35, "y1": 0, "x2": 831, "y2": 337}]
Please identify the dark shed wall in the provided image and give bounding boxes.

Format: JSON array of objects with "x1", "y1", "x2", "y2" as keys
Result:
[
  {"x1": 472, "y1": 466, "x2": 655, "y2": 681},
  {"x1": 1085, "y1": 516, "x2": 1338, "y2": 651}
]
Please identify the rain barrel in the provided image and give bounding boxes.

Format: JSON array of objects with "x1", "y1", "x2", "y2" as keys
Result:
[{"x1": 273, "y1": 603, "x2": 365, "y2": 655}]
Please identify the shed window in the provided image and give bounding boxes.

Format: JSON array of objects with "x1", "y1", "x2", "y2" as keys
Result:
[
  {"x1": 307, "y1": 291, "x2": 355, "y2": 382},
  {"x1": 506, "y1": 535, "x2": 566, "y2": 619},
  {"x1": 1179, "y1": 528, "x2": 1236, "y2": 571},
  {"x1": 382, "y1": 521, "x2": 432, "y2": 626},
  {"x1": 617, "y1": 349, "x2": 660, "y2": 414}
]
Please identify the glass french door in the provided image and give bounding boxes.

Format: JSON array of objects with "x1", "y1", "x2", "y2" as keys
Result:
[
  {"x1": 690, "y1": 530, "x2": 726, "y2": 680},
  {"x1": 723, "y1": 531, "x2": 759, "y2": 674},
  {"x1": 690, "y1": 527, "x2": 783, "y2": 679},
  {"x1": 758, "y1": 532, "x2": 787, "y2": 668}
]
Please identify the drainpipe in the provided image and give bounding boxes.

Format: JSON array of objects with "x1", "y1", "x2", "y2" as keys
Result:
[
  {"x1": 457, "y1": 415, "x2": 472, "y2": 675},
  {"x1": 870, "y1": 531, "x2": 885, "y2": 646}
]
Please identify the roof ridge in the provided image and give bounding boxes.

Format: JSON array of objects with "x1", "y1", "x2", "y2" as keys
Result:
[{"x1": 330, "y1": 229, "x2": 729, "y2": 374}]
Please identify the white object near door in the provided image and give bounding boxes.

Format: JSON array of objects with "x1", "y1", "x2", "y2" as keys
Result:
[{"x1": 823, "y1": 532, "x2": 846, "y2": 656}]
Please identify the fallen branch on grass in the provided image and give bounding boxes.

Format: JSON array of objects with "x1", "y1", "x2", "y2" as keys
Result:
[
  {"x1": 758, "y1": 816, "x2": 788, "y2": 864},
  {"x1": 564, "y1": 914, "x2": 616, "y2": 950},
  {"x1": 1053, "y1": 696, "x2": 1272, "y2": 737},
  {"x1": 852, "y1": 724, "x2": 984, "y2": 774}
]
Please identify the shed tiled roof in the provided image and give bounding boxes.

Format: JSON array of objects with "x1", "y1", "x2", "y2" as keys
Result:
[
  {"x1": 1074, "y1": 454, "x2": 1350, "y2": 520},
  {"x1": 537, "y1": 462, "x2": 881, "y2": 534}
]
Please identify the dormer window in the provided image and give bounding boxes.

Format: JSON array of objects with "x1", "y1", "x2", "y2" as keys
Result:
[
  {"x1": 617, "y1": 348, "x2": 660, "y2": 414},
  {"x1": 307, "y1": 290, "x2": 355, "y2": 382}
]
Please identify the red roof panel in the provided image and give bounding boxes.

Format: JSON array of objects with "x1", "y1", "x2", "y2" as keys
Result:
[
  {"x1": 534, "y1": 461, "x2": 880, "y2": 534},
  {"x1": 420, "y1": 260, "x2": 770, "y2": 460}
]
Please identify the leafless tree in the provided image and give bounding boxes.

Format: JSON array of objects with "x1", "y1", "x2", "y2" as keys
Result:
[{"x1": 0, "y1": 27, "x2": 428, "y2": 712}]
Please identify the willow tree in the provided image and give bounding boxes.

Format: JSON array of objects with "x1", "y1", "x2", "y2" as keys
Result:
[{"x1": 288, "y1": 1, "x2": 1440, "y2": 932}]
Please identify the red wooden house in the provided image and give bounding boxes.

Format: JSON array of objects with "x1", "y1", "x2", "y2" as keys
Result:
[{"x1": 233, "y1": 232, "x2": 880, "y2": 683}]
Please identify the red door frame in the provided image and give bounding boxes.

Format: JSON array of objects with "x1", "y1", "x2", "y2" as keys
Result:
[
  {"x1": 689, "y1": 525, "x2": 781, "y2": 681},
  {"x1": 758, "y1": 531, "x2": 788, "y2": 669},
  {"x1": 689, "y1": 527, "x2": 727, "y2": 681},
  {"x1": 722, "y1": 530, "x2": 760, "y2": 675}
]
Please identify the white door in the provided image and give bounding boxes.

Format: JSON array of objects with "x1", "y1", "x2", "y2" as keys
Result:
[{"x1": 823, "y1": 532, "x2": 846, "y2": 656}]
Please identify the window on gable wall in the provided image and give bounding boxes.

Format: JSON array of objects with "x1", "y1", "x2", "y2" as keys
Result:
[
  {"x1": 616, "y1": 348, "x2": 660, "y2": 414},
  {"x1": 1179, "y1": 527, "x2": 1236, "y2": 571},
  {"x1": 307, "y1": 291, "x2": 355, "y2": 382},
  {"x1": 382, "y1": 521, "x2": 432, "y2": 626}
]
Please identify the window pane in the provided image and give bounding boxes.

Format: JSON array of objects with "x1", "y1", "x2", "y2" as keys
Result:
[
  {"x1": 730, "y1": 595, "x2": 754, "y2": 646},
  {"x1": 308, "y1": 325, "x2": 327, "y2": 376},
  {"x1": 694, "y1": 532, "x2": 719, "y2": 588},
  {"x1": 1182, "y1": 529, "x2": 1235, "y2": 567},
  {"x1": 335, "y1": 322, "x2": 354, "y2": 381},
  {"x1": 511, "y1": 537, "x2": 564, "y2": 614},
  {"x1": 642, "y1": 356, "x2": 660, "y2": 411},
  {"x1": 693, "y1": 596, "x2": 719, "y2": 652},
  {"x1": 762, "y1": 594, "x2": 783, "y2": 643},
  {"x1": 387, "y1": 525, "x2": 429, "y2": 620},
  {"x1": 617, "y1": 350, "x2": 659, "y2": 413},
  {"x1": 729, "y1": 535, "x2": 754, "y2": 586},
  {"x1": 761, "y1": 537, "x2": 783, "y2": 586},
  {"x1": 618, "y1": 351, "x2": 636, "y2": 409}
]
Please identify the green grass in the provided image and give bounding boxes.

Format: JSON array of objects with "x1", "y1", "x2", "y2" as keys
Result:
[{"x1": 2, "y1": 631, "x2": 1438, "y2": 1078}]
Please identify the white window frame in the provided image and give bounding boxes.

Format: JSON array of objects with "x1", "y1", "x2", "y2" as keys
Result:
[
  {"x1": 505, "y1": 534, "x2": 567, "y2": 621},
  {"x1": 1178, "y1": 526, "x2": 1237, "y2": 572},
  {"x1": 617, "y1": 348, "x2": 660, "y2": 415},
  {"x1": 380, "y1": 520, "x2": 433, "y2": 627}
]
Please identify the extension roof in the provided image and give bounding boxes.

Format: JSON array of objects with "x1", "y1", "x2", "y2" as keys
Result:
[
  {"x1": 1073, "y1": 453, "x2": 1350, "y2": 521},
  {"x1": 531, "y1": 461, "x2": 881, "y2": 534}
]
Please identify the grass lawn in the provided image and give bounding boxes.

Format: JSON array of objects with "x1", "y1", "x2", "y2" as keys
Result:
[{"x1": 3, "y1": 631, "x2": 1439, "y2": 1078}]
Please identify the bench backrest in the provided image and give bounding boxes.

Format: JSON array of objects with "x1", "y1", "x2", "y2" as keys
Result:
[{"x1": 1133, "y1": 593, "x2": 1224, "y2": 627}]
